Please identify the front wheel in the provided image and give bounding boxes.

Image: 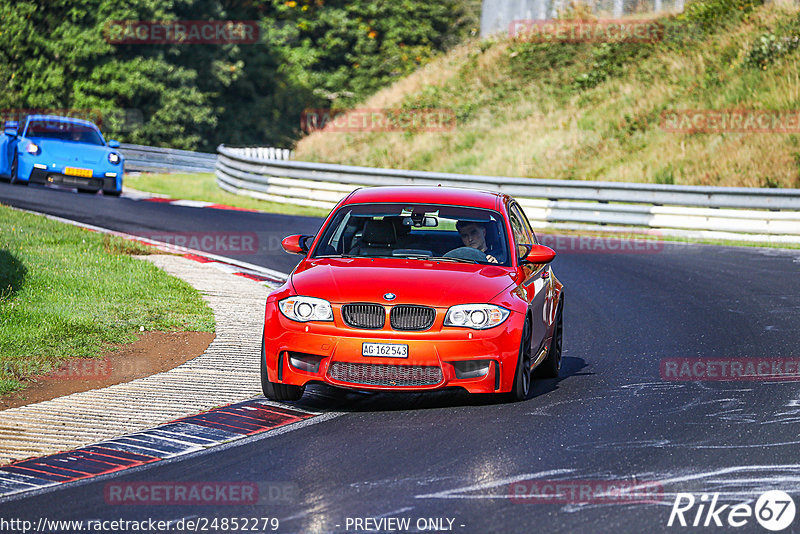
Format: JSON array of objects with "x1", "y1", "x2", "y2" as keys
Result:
[
  {"x1": 9, "y1": 153, "x2": 22, "y2": 185},
  {"x1": 105, "y1": 190, "x2": 122, "y2": 197},
  {"x1": 261, "y1": 337, "x2": 304, "y2": 401},
  {"x1": 506, "y1": 318, "x2": 532, "y2": 402}
]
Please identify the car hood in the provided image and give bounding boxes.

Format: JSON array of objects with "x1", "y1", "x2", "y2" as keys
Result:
[
  {"x1": 290, "y1": 258, "x2": 516, "y2": 306},
  {"x1": 29, "y1": 138, "x2": 112, "y2": 165}
]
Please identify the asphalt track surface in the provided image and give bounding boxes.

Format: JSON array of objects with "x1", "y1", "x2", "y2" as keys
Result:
[{"x1": 2, "y1": 182, "x2": 800, "y2": 533}]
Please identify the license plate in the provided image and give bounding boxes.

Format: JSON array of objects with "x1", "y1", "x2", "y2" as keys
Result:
[
  {"x1": 64, "y1": 167, "x2": 92, "y2": 178},
  {"x1": 362, "y1": 342, "x2": 408, "y2": 358}
]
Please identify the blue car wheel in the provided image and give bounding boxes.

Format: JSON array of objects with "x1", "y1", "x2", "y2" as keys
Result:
[{"x1": 9, "y1": 152, "x2": 24, "y2": 186}]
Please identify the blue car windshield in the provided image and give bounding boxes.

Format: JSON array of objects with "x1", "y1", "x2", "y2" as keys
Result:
[{"x1": 25, "y1": 120, "x2": 105, "y2": 146}]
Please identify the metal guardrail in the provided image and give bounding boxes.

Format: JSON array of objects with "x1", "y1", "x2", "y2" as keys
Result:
[
  {"x1": 120, "y1": 143, "x2": 217, "y2": 174},
  {"x1": 215, "y1": 144, "x2": 800, "y2": 243},
  {"x1": 118, "y1": 144, "x2": 292, "y2": 174}
]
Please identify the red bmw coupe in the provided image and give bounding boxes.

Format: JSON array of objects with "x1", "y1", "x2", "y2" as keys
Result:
[{"x1": 261, "y1": 186, "x2": 564, "y2": 402}]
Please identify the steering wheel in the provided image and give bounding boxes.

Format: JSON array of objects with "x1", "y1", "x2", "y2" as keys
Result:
[{"x1": 444, "y1": 247, "x2": 491, "y2": 263}]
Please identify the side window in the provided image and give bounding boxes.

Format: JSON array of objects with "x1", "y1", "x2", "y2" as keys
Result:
[
  {"x1": 508, "y1": 203, "x2": 532, "y2": 260},
  {"x1": 512, "y1": 203, "x2": 538, "y2": 244}
]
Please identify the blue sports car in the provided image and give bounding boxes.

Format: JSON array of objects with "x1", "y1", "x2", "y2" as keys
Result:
[{"x1": 0, "y1": 114, "x2": 124, "y2": 195}]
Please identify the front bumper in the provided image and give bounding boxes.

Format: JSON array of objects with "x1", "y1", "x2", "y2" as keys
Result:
[
  {"x1": 262, "y1": 302, "x2": 524, "y2": 394},
  {"x1": 22, "y1": 158, "x2": 122, "y2": 193}
]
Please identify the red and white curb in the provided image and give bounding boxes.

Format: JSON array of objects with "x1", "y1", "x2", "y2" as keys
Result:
[
  {"x1": 0, "y1": 205, "x2": 330, "y2": 501},
  {"x1": 138, "y1": 196, "x2": 261, "y2": 213},
  {"x1": 0, "y1": 400, "x2": 320, "y2": 499}
]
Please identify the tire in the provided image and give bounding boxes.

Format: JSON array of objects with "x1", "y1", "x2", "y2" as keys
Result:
[
  {"x1": 261, "y1": 337, "x2": 304, "y2": 401},
  {"x1": 77, "y1": 188, "x2": 99, "y2": 194},
  {"x1": 533, "y1": 298, "x2": 563, "y2": 379},
  {"x1": 9, "y1": 152, "x2": 21, "y2": 185},
  {"x1": 506, "y1": 317, "x2": 533, "y2": 402},
  {"x1": 105, "y1": 190, "x2": 122, "y2": 197}
]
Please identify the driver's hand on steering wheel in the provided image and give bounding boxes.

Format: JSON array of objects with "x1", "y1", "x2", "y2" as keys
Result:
[{"x1": 486, "y1": 254, "x2": 498, "y2": 264}]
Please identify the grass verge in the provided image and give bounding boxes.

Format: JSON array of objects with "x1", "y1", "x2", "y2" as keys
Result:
[
  {"x1": 0, "y1": 205, "x2": 215, "y2": 396},
  {"x1": 125, "y1": 172, "x2": 329, "y2": 218},
  {"x1": 296, "y1": 1, "x2": 800, "y2": 188}
]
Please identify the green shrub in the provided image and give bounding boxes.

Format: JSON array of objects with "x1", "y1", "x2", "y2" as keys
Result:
[
  {"x1": 744, "y1": 33, "x2": 800, "y2": 69},
  {"x1": 573, "y1": 43, "x2": 653, "y2": 91},
  {"x1": 683, "y1": 0, "x2": 765, "y2": 29}
]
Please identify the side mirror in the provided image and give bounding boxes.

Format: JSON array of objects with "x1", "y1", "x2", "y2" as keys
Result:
[
  {"x1": 108, "y1": 140, "x2": 120, "y2": 148},
  {"x1": 281, "y1": 234, "x2": 312, "y2": 255},
  {"x1": 3, "y1": 121, "x2": 18, "y2": 137},
  {"x1": 523, "y1": 244, "x2": 556, "y2": 264}
]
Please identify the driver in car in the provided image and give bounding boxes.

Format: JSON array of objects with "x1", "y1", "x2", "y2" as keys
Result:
[{"x1": 456, "y1": 220, "x2": 498, "y2": 263}]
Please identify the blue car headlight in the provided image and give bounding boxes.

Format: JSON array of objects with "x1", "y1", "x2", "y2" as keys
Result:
[
  {"x1": 26, "y1": 142, "x2": 40, "y2": 155},
  {"x1": 108, "y1": 152, "x2": 121, "y2": 165}
]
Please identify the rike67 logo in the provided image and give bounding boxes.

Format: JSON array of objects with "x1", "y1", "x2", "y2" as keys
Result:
[{"x1": 668, "y1": 491, "x2": 796, "y2": 531}]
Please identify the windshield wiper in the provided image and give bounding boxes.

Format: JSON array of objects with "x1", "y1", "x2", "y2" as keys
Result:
[
  {"x1": 411, "y1": 255, "x2": 480, "y2": 264},
  {"x1": 392, "y1": 253, "x2": 431, "y2": 260}
]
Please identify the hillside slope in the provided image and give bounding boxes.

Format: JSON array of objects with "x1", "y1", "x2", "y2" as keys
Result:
[{"x1": 296, "y1": 1, "x2": 800, "y2": 188}]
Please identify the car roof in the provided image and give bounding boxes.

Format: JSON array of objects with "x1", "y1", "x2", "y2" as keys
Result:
[
  {"x1": 343, "y1": 186, "x2": 505, "y2": 211},
  {"x1": 25, "y1": 114, "x2": 99, "y2": 129}
]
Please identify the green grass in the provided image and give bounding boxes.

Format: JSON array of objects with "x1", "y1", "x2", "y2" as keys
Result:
[
  {"x1": 296, "y1": 1, "x2": 800, "y2": 189},
  {"x1": 686, "y1": 237, "x2": 800, "y2": 249},
  {"x1": 125, "y1": 172, "x2": 329, "y2": 218},
  {"x1": 0, "y1": 205, "x2": 215, "y2": 396}
]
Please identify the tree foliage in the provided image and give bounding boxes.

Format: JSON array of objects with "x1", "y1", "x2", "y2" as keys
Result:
[{"x1": 0, "y1": 0, "x2": 477, "y2": 150}]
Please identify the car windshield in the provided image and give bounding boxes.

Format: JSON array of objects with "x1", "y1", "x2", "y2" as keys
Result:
[
  {"x1": 25, "y1": 120, "x2": 105, "y2": 146},
  {"x1": 311, "y1": 203, "x2": 511, "y2": 266}
]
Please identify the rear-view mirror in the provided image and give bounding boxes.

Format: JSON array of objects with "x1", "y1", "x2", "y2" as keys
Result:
[{"x1": 402, "y1": 216, "x2": 438, "y2": 227}]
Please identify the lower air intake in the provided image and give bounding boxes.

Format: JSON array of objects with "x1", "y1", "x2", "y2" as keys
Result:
[{"x1": 328, "y1": 362, "x2": 443, "y2": 387}]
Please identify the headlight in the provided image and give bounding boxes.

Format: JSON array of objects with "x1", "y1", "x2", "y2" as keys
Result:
[
  {"x1": 278, "y1": 296, "x2": 333, "y2": 322},
  {"x1": 444, "y1": 304, "x2": 510, "y2": 330},
  {"x1": 26, "y1": 142, "x2": 40, "y2": 155},
  {"x1": 108, "y1": 152, "x2": 121, "y2": 164}
]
